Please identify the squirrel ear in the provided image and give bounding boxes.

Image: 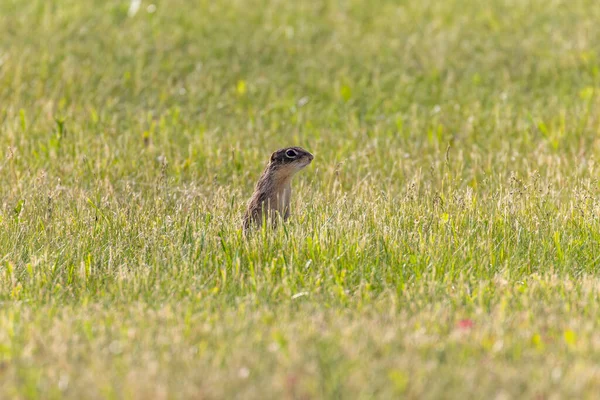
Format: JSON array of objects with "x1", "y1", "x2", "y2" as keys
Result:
[{"x1": 270, "y1": 151, "x2": 277, "y2": 161}]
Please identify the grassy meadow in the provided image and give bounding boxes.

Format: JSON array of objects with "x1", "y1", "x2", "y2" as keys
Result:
[{"x1": 2, "y1": 0, "x2": 600, "y2": 398}]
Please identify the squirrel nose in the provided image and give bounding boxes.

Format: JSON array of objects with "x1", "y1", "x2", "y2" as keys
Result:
[{"x1": 307, "y1": 153, "x2": 314, "y2": 161}]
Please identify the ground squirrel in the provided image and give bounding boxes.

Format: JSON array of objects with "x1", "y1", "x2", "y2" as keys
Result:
[{"x1": 243, "y1": 146, "x2": 314, "y2": 233}]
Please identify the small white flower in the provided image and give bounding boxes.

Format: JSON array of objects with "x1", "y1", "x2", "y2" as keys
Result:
[{"x1": 128, "y1": 0, "x2": 141, "y2": 17}]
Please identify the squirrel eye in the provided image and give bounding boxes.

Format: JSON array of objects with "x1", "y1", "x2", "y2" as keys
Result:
[{"x1": 285, "y1": 149, "x2": 298, "y2": 158}]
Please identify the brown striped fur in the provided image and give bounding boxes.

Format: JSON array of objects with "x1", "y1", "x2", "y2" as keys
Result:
[{"x1": 243, "y1": 147, "x2": 313, "y2": 234}]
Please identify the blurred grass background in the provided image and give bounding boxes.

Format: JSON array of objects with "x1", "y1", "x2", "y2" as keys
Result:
[{"x1": 1, "y1": 0, "x2": 600, "y2": 398}]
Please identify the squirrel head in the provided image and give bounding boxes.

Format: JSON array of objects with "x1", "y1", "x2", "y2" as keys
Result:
[{"x1": 269, "y1": 147, "x2": 314, "y2": 172}]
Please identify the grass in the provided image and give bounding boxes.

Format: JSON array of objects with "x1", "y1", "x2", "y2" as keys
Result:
[{"x1": 1, "y1": 0, "x2": 600, "y2": 398}]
